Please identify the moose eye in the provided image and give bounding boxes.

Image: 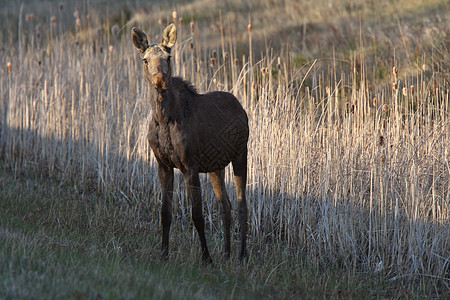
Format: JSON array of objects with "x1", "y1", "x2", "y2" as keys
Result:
[{"x1": 142, "y1": 59, "x2": 148, "y2": 65}]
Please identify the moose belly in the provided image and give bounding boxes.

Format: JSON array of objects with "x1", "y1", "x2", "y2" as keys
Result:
[
  {"x1": 195, "y1": 144, "x2": 233, "y2": 173},
  {"x1": 194, "y1": 122, "x2": 248, "y2": 172},
  {"x1": 150, "y1": 137, "x2": 231, "y2": 172},
  {"x1": 193, "y1": 132, "x2": 247, "y2": 172}
]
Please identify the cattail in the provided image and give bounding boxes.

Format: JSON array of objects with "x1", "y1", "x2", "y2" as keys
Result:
[
  {"x1": 190, "y1": 21, "x2": 194, "y2": 34},
  {"x1": 382, "y1": 119, "x2": 387, "y2": 129},
  {"x1": 410, "y1": 85, "x2": 414, "y2": 96},
  {"x1": 326, "y1": 86, "x2": 330, "y2": 95},
  {"x1": 26, "y1": 13, "x2": 34, "y2": 23},
  {"x1": 109, "y1": 45, "x2": 114, "y2": 53},
  {"x1": 190, "y1": 42, "x2": 194, "y2": 50},
  {"x1": 234, "y1": 59, "x2": 239, "y2": 66},
  {"x1": 7, "y1": 62, "x2": 11, "y2": 73},
  {"x1": 346, "y1": 102, "x2": 350, "y2": 112},
  {"x1": 393, "y1": 66, "x2": 398, "y2": 81},
  {"x1": 393, "y1": 82, "x2": 398, "y2": 90},
  {"x1": 373, "y1": 98, "x2": 377, "y2": 106},
  {"x1": 172, "y1": 11, "x2": 177, "y2": 23},
  {"x1": 402, "y1": 87, "x2": 407, "y2": 96},
  {"x1": 36, "y1": 25, "x2": 41, "y2": 38},
  {"x1": 351, "y1": 104, "x2": 355, "y2": 114},
  {"x1": 73, "y1": 10, "x2": 79, "y2": 19},
  {"x1": 378, "y1": 135, "x2": 384, "y2": 146},
  {"x1": 87, "y1": 14, "x2": 91, "y2": 25},
  {"x1": 51, "y1": 16, "x2": 57, "y2": 24},
  {"x1": 99, "y1": 46, "x2": 103, "y2": 53},
  {"x1": 422, "y1": 64, "x2": 426, "y2": 71},
  {"x1": 277, "y1": 57, "x2": 281, "y2": 70},
  {"x1": 111, "y1": 25, "x2": 119, "y2": 38},
  {"x1": 212, "y1": 50, "x2": 217, "y2": 59},
  {"x1": 213, "y1": 78, "x2": 217, "y2": 85},
  {"x1": 382, "y1": 104, "x2": 388, "y2": 112},
  {"x1": 158, "y1": 19, "x2": 163, "y2": 26},
  {"x1": 210, "y1": 58, "x2": 215, "y2": 68},
  {"x1": 381, "y1": 154, "x2": 386, "y2": 163},
  {"x1": 179, "y1": 18, "x2": 183, "y2": 27},
  {"x1": 224, "y1": 52, "x2": 229, "y2": 59},
  {"x1": 252, "y1": 82, "x2": 256, "y2": 90},
  {"x1": 76, "y1": 18, "x2": 81, "y2": 27},
  {"x1": 248, "y1": 23, "x2": 252, "y2": 33},
  {"x1": 39, "y1": 51, "x2": 45, "y2": 64},
  {"x1": 262, "y1": 68, "x2": 266, "y2": 75},
  {"x1": 59, "y1": 3, "x2": 64, "y2": 11}
]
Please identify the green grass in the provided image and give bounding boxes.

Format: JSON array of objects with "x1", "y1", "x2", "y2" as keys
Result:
[
  {"x1": 0, "y1": 167, "x2": 405, "y2": 299},
  {"x1": 0, "y1": 169, "x2": 244, "y2": 299}
]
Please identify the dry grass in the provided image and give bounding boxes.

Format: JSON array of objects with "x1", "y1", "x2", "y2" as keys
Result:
[{"x1": 0, "y1": 0, "x2": 449, "y2": 297}]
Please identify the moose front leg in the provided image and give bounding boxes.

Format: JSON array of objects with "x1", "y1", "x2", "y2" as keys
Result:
[
  {"x1": 158, "y1": 164, "x2": 174, "y2": 259},
  {"x1": 184, "y1": 169, "x2": 213, "y2": 264}
]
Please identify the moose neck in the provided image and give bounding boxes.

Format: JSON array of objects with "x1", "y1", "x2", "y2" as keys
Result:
[{"x1": 149, "y1": 78, "x2": 184, "y2": 124}]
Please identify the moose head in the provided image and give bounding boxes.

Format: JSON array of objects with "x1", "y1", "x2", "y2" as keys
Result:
[{"x1": 132, "y1": 24, "x2": 177, "y2": 93}]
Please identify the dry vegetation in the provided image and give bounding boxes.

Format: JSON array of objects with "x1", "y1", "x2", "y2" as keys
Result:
[{"x1": 1, "y1": 0, "x2": 449, "y2": 297}]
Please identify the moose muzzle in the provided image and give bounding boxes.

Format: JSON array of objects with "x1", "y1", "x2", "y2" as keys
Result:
[{"x1": 152, "y1": 73, "x2": 167, "y2": 93}]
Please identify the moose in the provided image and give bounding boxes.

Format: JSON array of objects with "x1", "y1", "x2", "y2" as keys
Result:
[{"x1": 132, "y1": 23, "x2": 249, "y2": 263}]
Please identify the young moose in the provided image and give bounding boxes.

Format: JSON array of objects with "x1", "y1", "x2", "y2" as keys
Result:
[{"x1": 132, "y1": 24, "x2": 249, "y2": 263}]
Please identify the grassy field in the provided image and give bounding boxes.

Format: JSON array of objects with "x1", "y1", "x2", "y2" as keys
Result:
[
  {"x1": 1, "y1": 0, "x2": 449, "y2": 298},
  {"x1": 1, "y1": 168, "x2": 389, "y2": 298}
]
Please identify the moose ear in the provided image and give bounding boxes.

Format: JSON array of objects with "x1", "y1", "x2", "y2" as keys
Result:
[
  {"x1": 131, "y1": 27, "x2": 149, "y2": 53},
  {"x1": 161, "y1": 23, "x2": 177, "y2": 50}
]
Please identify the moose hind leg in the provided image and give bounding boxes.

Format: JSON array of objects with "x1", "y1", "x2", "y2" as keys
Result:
[
  {"x1": 158, "y1": 165, "x2": 174, "y2": 259},
  {"x1": 184, "y1": 170, "x2": 212, "y2": 263},
  {"x1": 232, "y1": 152, "x2": 248, "y2": 261},
  {"x1": 210, "y1": 169, "x2": 232, "y2": 259}
]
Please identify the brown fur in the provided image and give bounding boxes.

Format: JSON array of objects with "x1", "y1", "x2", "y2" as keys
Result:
[{"x1": 132, "y1": 24, "x2": 249, "y2": 262}]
